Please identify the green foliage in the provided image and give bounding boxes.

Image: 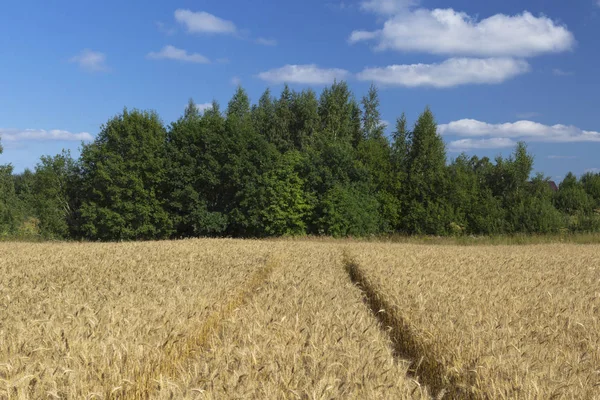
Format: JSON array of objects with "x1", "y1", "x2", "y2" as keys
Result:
[
  {"x1": 361, "y1": 84, "x2": 385, "y2": 142},
  {"x1": 27, "y1": 151, "x2": 77, "y2": 238},
  {"x1": 402, "y1": 107, "x2": 453, "y2": 234},
  {"x1": 554, "y1": 172, "x2": 594, "y2": 216},
  {"x1": 581, "y1": 172, "x2": 600, "y2": 209},
  {"x1": 511, "y1": 175, "x2": 563, "y2": 233},
  {"x1": 318, "y1": 81, "x2": 356, "y2": 145},
  {"x1": 242, "y1": 151, "x2": 314, "y2": 236},
  {"x1": 166, "y1": 100, "x2": 227, "y2": 238},
  {"x1": 0, "y1": 164, "x2": 19, "y2": 236},
  {"x1": 290, "y1": 89, "x2": 319, "y2": 150},
  {"x1": 376, "y1": 190, "x2": 401, "y2": 234},
  {"x1": 2, "y1": 83, "x2": 598, "y2": 240},
  {"x1": 77, "y1": 108, "x2": 173, "y2": 241},
  {"x1": 317, "y1": 183, "x2": 380, "y2": 237},
  {"x1": 0, "y1": 140, "x2": 23, "y2": 236}
]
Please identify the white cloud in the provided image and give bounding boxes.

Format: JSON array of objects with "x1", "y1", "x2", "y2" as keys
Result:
[
  {"x1": 439, "y1": 119, "x2": 600, "y2": 143},
  {"x1": 360, "y1": 0, "x2": 418, "y2": 15},
  {"x1": 258, "y1": 64, "x2": 350, "y2": 84},
  {"x1": 256, "y1": 37, "x2": 277, "y2": 46},
  {"x1": 230, "y1": 76, "x2": 242, "y2": 86},
  {"x1": 196, "y1": 103, "x2": 213, "y2": 113},
  {"x1": 449, "y1": 138, "x2": 516, "y2": 152},
  {"x1": 350, "y1": 9, "x2": 575, "y2": 57},
  {"x1": 348, "y1": 30, "x2": 380, "y2": 43},
  {"x1": 586, "y1": 168, "x2": 600, "y2": 173},
  {"x1": 553, "y1": 68, "x2": 573, "y2": 76},
  {"x1": 69, "y1": 49, "x2": 109, "y2": 72},
  {"x1": 147, "y1": 45, "x2": 210, "y2": 63},
  {"x1": 548, "y1": 155, "x2": 577, "y2": 159},
  {"x1": 174, "y1": 9, "x2": 236, "y2": 34},
  {"x1": 357, "y1": 58, "x2": 530, "y2": 88},
  {"x1": 0, "y1": 128, "x2": 93, "y2": 142}
]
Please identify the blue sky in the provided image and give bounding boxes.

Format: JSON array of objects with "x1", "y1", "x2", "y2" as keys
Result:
[{"x1": 1, "y1": 0, "x2": 600, "y2": 181}]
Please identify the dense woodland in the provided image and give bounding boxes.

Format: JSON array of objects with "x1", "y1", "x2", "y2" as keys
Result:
[{"x1": 1, "y1": 83, "x2": 600, "y2": 240}]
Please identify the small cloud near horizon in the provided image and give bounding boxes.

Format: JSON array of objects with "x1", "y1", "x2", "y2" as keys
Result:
[{"x1": 69, "y1": 49, "x2": 109, "y2": 72}]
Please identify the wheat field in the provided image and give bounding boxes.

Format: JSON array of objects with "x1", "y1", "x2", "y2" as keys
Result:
[
  {"x1": 1, "y1": 239, "x2": 598, "y2": 399},
  {"x1": 347, "y1": 243, "x2": 600, "y2": 399}
]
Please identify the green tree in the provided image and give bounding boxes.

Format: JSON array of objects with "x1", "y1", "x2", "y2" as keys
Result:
[
  {"x1": 357, "y1": 85, "x2": 390, "y2": 189},
  {"x1": 290, "y1": 89, "x2": 320, "y2": 150},
  {"x1": 223, "y1": 87, "x2": 279, "y2": 235},
  {"x1": 317, "y1": 183, "x2": 380, "y2": 237},
  {"x1": 166, "y1": 100, "x2": 227, "y2": 238},
  {"x1": 318, "y1": 81, "x2": 356, "y2": 145},
  {"x1": 31, "y1": 151, "x2": 77, "y2": 238},
  {"x1": 273, "y1": 85, "x2": 294, "y2": 151},
  {"x1": 77, "y1": 108, "x2": 172, "y2": 241},
  {"x1": 581, "y1": 172, "x2": 600, "y2": 209},
  {"x1": 252, "y1": 89, "x2": 277, "y2": 147},
  {"x1": 391, "y1": 113, "x2": 410, "y2": 183},
  {"x1": 361, "y1": 84, "x2": 385, "y2": 141},
  {"x1": 0, "y1": 140, "x2": 20, "y2": 235},
  {"x1": 508, "y1": 174, "x2": 564, "y2": 233},
  {"x1": 241, "y1": 151, "x2": 313, "y2": 236},
  {"x1": 555, "y1": 172, "x2": 598, "y2": 231},
  {"x1": 403, "y1": 107, "x2": 452, "y2": 234},
  {"x1": 13, "y1": 169, "x2": 36, "y2": 214},
  {"x1": 555, "y1": 172, "x2": 594, "y2": 216},
  {"x1": 357, "y1": 85, "x2": 395, "y2": 232}
]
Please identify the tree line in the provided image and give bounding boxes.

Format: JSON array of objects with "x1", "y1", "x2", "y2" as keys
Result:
[{"x1": 1, "y1": 83, "x2": 599, "y2": 240}]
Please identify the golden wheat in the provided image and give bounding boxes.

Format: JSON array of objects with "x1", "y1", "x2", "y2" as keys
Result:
[
  {"x1": 0, "y1": 240, "x2": 271, "y2": 399},
  {"x1": 347, "y1": 243, "x2": 600, "y2": 399},
  {"x1": 0, "y1": 240, "x2": 426, "y2": 399},
  {"x1": 154, "y1": 242, "x2": 428, "y2": 399},
  {"x1": 2, "y1": 239, "x2": 598, "y2": 399}
]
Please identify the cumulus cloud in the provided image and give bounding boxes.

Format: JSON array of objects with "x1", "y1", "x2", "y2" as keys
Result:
[
  {"x1": 350, "y1": 9, "x2": 575, "y2": 57},
  {"x1": 0, "y1": 128, "x2": 93, "y2": 142},
  {"x1": 448, "y1": 138, "x2": 516, "y2": 152},
  {"x1": 258, "y1": 64, "x2": 350, "y2": 84},
  {"x1": 230, "y1": 76, "x2": 242, "y2": 86},
  {"x1": 586, "y1": 168, "x2": 600, "y2": 173},
  {"x1": 357, "y1": 58, "x2": 530, "y2": 88},
  {"x1": 174, "y1": 9, "x2": 236, "y2": 34},
  {"x1": 439, "y1": 119, "x2": 600, "y2": 145},
  {"x1": 360, "y1": 0, "x2": 418, "y2": 15},
  {"x1": 548, "y1": 155, "x2": 577, "y2": 159},
  {"x1": 348, "y1": 30, "x2": 380, "y2": 43},
  {"x1": 69, "y1": 49, "x2": 109, "y2": 72},
  {"x1": 147, "y1": 45, "x2": 210, "y2": 63}
]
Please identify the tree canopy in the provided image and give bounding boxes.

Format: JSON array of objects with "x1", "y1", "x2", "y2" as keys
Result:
[{"x1": 3, "y1": 83, "x2": 598, "y2": 241}]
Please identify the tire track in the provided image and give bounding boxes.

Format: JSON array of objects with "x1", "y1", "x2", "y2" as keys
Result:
[
  {"x1": 126, "y1": 255, "x2": 281, "y2": 400},
  {"x1": 343, "y1": 253, "x2": 477, "y2": 400}
]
